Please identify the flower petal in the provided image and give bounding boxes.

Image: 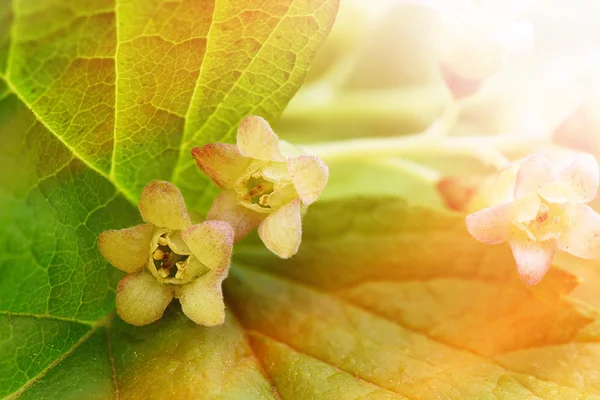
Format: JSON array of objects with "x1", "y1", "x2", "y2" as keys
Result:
[
  {"x1": 168, "y1": 257, "x2": 210, "y2": 284},
  {"x1": 268, "y1": 184, "x2": 298, "y2": 209},
  {"x1": 514, "y1": 154, "x2": 555, "y2": 199},
  {"x1": 181, "y1": 221, "x2": 234, "y2": 272},
  {"x1": 488, "y1": 161, "x2": 519, "y2": 204},
  {"x1": 466, "y1": 203, "x2": 513, "y2": 244},
  {"x1": 207, "y1": 191, "x2": 263, "y2": 242},
  {"x1": 261, "y1": 162, "x2": 291, "y2": 183},
  {"x1": 539, "y1": 153, "x2": 599, "y2": 203},
  {"x1": 288, "y1": 155, "x2": 329, "y2": 205},
  {"x1": 509, "y1": 239, "x2": 556, "y2": 286},
  {"x1": 98, "y1": 224, "x2": 153, "y2": 273},
  {"x1": 176, "y1": 267, "x2": 228, "y2": 326},
  {"x1": 258, "y1": 199, "x2": 302, "y2": 258},
  {"x1": 191, "y1": 143, "x2": 251, "y2": 189},
  {"x1": 138, "y1": 180, "x2": 191, "y2": 230},
  {"x1": 512, "y1": 195, "x2": 541, "y2": 223},
  {"x1": 116, "y1": 271, "x2": 173, "y2": 326},
  {"x1": 440, "y1": 63, "x2": 484, "y2": 100},
  {"x1": 236, "y1": 115, "x2": 285, "y2": 162},
  {"x1": 558, "y1": 204, "x2": 600, "y2": 259},
  {"x1": 164, "y1": 230, "x2": 191, "y2": 255},
  {"x1": 278, "y1": 139, "x2": 305, "y2": 158}
]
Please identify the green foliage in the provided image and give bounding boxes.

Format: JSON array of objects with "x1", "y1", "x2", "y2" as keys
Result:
[
  {"x1": 3, "y1": 0, "x2": 600, "y2": 398},
  {"x1": 0, "y1": 0, "x2": 337, "y2": 397}
]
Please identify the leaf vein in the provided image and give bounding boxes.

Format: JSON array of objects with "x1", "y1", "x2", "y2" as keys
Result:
[
  {"x1": 235, "y1": 263, "x2": 587, "y2": 393},
  {"x1": 2, "y1": 323, "x2": 97, "y2": 400},
  {"x1": 0, "y1": 75, "x2": 137, "y2": 206},
  {"x1": 0, "y1": 311, "x2": 95, "y2": 326},
  {"x1": 105, "y1": 322, "x2": 120, "y2": 400},
  {"x1": 226, "y1": 301, "x2": 283, "y2": 400},
  {"x1": 246, "y1": 330, "x2": 413, "y2": 399}
]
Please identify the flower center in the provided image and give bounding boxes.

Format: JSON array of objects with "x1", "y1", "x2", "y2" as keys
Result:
[
  {"x1": 234, "y1": 162, "x2": 298, "y2": 213},
  {"x1": 152, "y1": 234, "x2": 190, "y2": 279},
  {"x1": 514, "y1": 200, "x2": 568, "y2": 242},
  {"x1": 245, "y1": 175, "x2": 275, "y2": 207}
]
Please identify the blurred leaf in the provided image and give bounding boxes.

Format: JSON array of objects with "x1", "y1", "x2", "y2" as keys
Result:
[
  {"x1": 0, "y1": 0, "x2": 338, "y2": 397},
  {"x1": 276, "y1": 2, "x2": 450, "y2": 143},
  {"x1": 302, "y1": 0, "x2": 365, "y2": 85},
  {"x1": 341, "y1": 3, "x2": 439, "y2": 90},
  {"x1": 554, "y1": 253, "x2": 600, "y2": 310},
  {"x1": 278, "y1": 85, "x2": 448, "y2": 143},
  {"x1": 320, "y1": 159, "x2": 444, "y2": 208}
]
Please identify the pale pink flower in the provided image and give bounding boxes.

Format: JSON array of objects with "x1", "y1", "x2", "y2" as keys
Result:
[
  {"x1": 435, "y1": 1, "x2": 534, "y2": 99},
  {"x1": 192, "y1": 116, "x2": 328, "y2": 259},
  {"x1": 98, "y1": 180, "x2": 234, "y2": 326},
  {"x1": 466, "y1": 153, "x2": 600, "y2": 285}
]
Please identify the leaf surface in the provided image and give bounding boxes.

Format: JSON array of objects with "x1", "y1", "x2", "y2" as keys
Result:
[
  {"x1": 4, "y1": 0, "x2": 600, "y2": 398},
  {"x1": 227, "y1": 198, "x2": 600, "y2": 398},
  {"x1": 0, "y1": 0, "x2": 338, "y2": 397}
]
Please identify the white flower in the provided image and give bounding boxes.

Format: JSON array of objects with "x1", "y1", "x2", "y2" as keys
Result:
[
  {"x1": 192, "y1": 115, "x2": 328, "y2": 259},
  {"x1": 466, "y1": 153, "x2": 600, "y2": 285},
  {"x1": 98, "y1": 180, "x2": 234, "y2": 326}
]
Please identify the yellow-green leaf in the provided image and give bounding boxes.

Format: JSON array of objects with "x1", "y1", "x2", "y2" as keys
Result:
[
  {"x1": 226, "y1": 197, "x2": 600, "y2": 398},
  {"x1": 0, "y1": 0, "x2": 338, "y2": 397},
  {"x1": 108, "y1": 308, "x2": 278, "y2": 399}
]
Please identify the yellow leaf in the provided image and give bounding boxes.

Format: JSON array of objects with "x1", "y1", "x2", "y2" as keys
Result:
[{"x1": 223, "y1": 197, "x2": 600, "y2": 398}]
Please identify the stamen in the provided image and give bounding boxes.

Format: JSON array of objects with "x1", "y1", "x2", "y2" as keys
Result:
[
  {"x1": 243, "y1": 174, "x2": 276, "y2": 207},
  {"x1": 158, "y1": 236, "x2": 168, "y2": 246},
  {"x1": 158, "y1": 268, "x2": 170, "y2": 278},
  {"x1": 174, "y1": 261, "x2": 188, "y2": 280},
  {"x1": 259, "y1": 194, "x2": 270, "y2": 206},
  {"x1": 153, "y1": 249, "x2": 167, "y2": 260},
  {"x1": 248, "y1": 184, "x2": 265, "y2": 197},
  {"x1": 536, "y1": 212, "x2": 549, "y2": 223}
]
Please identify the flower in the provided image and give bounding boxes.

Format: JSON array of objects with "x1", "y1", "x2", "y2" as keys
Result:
[
  {"x1": 466, "y1": 153, "x2": 600, "y2": 285},
  {"x1": 98, "y1": 180, "x2": 234, "y2": 326},
  {"x1": 435, "y1": 0, "x2": 534, "y2": 99},
  {"x1": 191, "y1": 115, "x2": 328, "y2": 259}
]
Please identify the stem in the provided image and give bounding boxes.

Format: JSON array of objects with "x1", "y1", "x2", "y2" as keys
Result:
[
  {"x1": 282, "y1": 85, "x2": 449, "y2": 123},
  {"x1": 377, "y1": 158, "x2": 441, "y2": 184},
  {"x1": 302, "y1": 132, "x2": 544, "y2": 170}
]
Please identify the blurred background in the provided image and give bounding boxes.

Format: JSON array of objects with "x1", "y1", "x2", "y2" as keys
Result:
[
  {"x1": 273, "y1": 0, "x2": 600, "y2": 207},
  {"x1": 274, "y1": 0, "x2": 600, "y2": 305}
]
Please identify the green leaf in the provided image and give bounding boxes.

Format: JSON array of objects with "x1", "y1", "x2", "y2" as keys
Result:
[
  {"x1": 5, "y1": 0, "x2": 600, "y2": 398},
  {"x1": 0, "y1": 0, "x2": 338, "y2": 397},
  {"x1": 2, "y1": 0, "x2": 338, "y2": 209},
  {"x1": 6, "y1": 323, "x2": 115, "y2": 400},
  {"x1": 0, "y1": 92, "x2": 138, "y2": 322},
  {"x1": 0, "y1": 315, "x2": 92, "y2": 397}
]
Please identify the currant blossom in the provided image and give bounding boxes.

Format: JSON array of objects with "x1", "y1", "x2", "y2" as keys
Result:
[
  {"x1": 191, "y1": 115, "x2": 329, "y2": 259},
  {"x1": 98, "y1": 180, "x2": 234, "y2": 326},
  {"x1": 466, "y1": 153, "x2": 600, "y2": 285},
  {"x1": 435, "y1": 1, "x2": 534, "y2": 99}
]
